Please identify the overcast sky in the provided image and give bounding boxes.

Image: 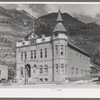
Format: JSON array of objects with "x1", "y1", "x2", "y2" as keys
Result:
[{"x1": 1, "y1": 4, "x2": 100, "y2": 24}]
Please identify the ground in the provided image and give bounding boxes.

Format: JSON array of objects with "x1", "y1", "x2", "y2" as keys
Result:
[{"x1": 0, "y1": 81, "x2": 100, "y2": 88}]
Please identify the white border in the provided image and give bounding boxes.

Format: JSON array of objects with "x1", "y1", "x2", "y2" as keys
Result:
[
  {"x1": 0, "y1": 2, "x2": 100, "y2": 98},
  {"x1": 0, "y1": 2, "x2": 100, "y2": 4}
]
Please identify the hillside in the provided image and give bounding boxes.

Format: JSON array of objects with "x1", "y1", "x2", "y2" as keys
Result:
[{"x1": 0, "y1": 6, "x2": 34, "y2": 66}]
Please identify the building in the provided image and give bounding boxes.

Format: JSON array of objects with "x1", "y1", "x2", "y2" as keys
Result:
[
  {"x1": 0, "y1": 64, "x2": 8, "y2": 81},
  {"x1": 16, "y1": 10, "x2": 90, "y2": 83}
]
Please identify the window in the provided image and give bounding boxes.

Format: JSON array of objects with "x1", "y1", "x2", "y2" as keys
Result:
[
  {"x1": 85, "y1": 70, "x2": 87, "y2": 75},
  {"x1": 20, "y1": 67, "x2": 23, "y2": 75},
  {"x1": 45, "y1": 48, "x2": 47, "y2": 58},
  {"x1": 24, "y1": 51, "x2": 27, "y2": 59},
  {"x1": 71, "y1": 67, "x2": 74, "y2": 74},
  {"x1": 40, "y1": 78, "x2": 43, "y2": 81},
  {"x1": 0, "y1": 70, "x2": 1, "y2": 75},
  {"x1": 40, "y1": 49, "x2": 43, "y2": 58},
  {"x1": 45, "y1": 65, "x2": 48, "y2": 74},
  {"x1": 21, "y1": 52, "x2": 23, "y2": 60},
  {"x1": 61, "y1": 64, "x2": 64, "y2": 73},
  {"x1": 81, "y1": 69, "x2": 83, "y2": 75},
  {"x1": 61, "y1": 45, "x2": 64, "y2": 55},
  {"x1": 33, "y1": 70, "x2": 35, "y2": 73},
  {"x1": 65, "y1": 64, "x2": 67, "y2": 73},
  {"x1": 76, "y1": 68, "x2": 78, "y2": 75},
  {"x1": 40, "y1": 66, "x2": 43, "y2": 74},
  {"x1": 34, "y1": 50, "x2": 36, "y2": 59},
  {"x1": 30, "y1": 50, "x2": 33, "y2": 59},
  {"x1": 65, "y1": 45, "x2": 67, "y2": 57},
  {"x1": 56, "y1": 64, "x2": 59, "y2": 73},
  {"x1": 55, "y1": 45, "x2": 58, "y2": 56},
  {"x1": 44, "y1": 78, "x2": 48, "y2": 81}
]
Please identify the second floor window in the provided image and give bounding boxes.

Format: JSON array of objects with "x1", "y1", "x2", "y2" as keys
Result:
[
  {"x1": 65, "y1": 45, "x2": 67, "y2": 57},
  {"x1": 76, "y1": 68, "x2": 78, "y2": 75},
  {"x1": 21, "y1": 52, "x2": 23, "y2": 60},
  {"x1": 34, "y1": 50, "x2": 36, "y2": 59},
  {"x1": 61, "y1": 64, "x2": 64, "y2": 73},
  {"x1": 55, "y1": 45, "x2": 58, "y2": 56},
  {"x1": 30, "y1": 50, "x2": 33, "y2": 59},
  {"x1": 81, "y1": 69, "x2": 83, "y2": 75},
  {"x1": 61, "y1": 45, "x2": 64, "y2": 55},
  {"x1": 25, "y1": 51, "x2": 27, "y2": 59},
  {"x1": 45, "y1": 48, "x2": 47, "y2": 58},
  {"x1": 40, "y1": 49, "x2": 43, "y2": 58}
]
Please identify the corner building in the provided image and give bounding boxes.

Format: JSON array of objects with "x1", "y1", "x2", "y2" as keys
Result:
[{"x1": 16, "y1": 10, "x2": 90, "y2": 83}]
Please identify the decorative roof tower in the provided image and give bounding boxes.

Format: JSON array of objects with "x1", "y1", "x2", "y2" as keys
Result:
[{"x1": 53, "y1": 9, "x2": 68, "y2": 34}]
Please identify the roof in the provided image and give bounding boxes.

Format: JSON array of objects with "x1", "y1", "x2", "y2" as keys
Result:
[
  {"x1": 53, "y1": 22, "x2": 67, "y2": 33},
  {"x1": 53, "y1": 10, "x2": 68, "y2": 33},
  {"x1": 56, "y1": 10, "x2": 63, "y2": 22},
  {"x1": 68, "y1": 42, "x2": 90, "y2": 57}
]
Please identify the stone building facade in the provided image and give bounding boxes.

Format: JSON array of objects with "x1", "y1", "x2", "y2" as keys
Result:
[{"x1": 16, "y1": 10, "x2": 90, "y2": 83}]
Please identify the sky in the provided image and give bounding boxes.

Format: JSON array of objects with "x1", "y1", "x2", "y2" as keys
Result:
[{"x1": 0, "y1": 4, "x2": 100, "y2": 24}]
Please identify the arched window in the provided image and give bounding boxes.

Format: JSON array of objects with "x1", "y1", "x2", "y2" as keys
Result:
[
  {"x1": 33, "y1": 65, "x2": 37, "y2": 73},
  {"x1": 44, "y1": 65, "x2": 48, "y2": 74},
  {"x1": 40, "y1": 65, "x2": 43, "y2": 74},
  {"x1": 34, "y1": 65, "x2": 37, "y2": 68}
]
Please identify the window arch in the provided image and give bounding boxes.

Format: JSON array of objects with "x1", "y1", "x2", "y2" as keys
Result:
[{"x1": 34, "y1": 65, "x2": 37, "y2": 68}]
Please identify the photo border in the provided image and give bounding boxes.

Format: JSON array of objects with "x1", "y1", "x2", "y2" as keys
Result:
[{"x1": 0, "y1": 1, "x2": 99, "y2": 98}]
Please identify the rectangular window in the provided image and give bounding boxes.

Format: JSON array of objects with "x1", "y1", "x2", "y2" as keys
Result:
[
  {"x1": 20, "y1": 67, "x2": 23, "y2": 75},
  {"x1": 0, "y1": 70, "x2": 1, "y2": 75},
  {"x1": 61, "y1": 45, "x2": 64, "y2": 55},
  {"x1": 33, "y1": 70, "x2": 35, "y2": 73},
  {"x1": 24, "y1": 51, "x2": 27, "y2": 59},
  {"x1": 40, "y1": 49, "x2": 43, "y2": 58},
  {"x1": 81, "y1": 69, "x2": 83, "y2": 75},
  {"x1": 76, "y1": 68, "x2": 78, "y2": 75},
  {"x1": 65, "y1": 45, "x2": 67, "y2": 57},
  {"x1": 30, "y1": 50, "x2": 33, "y2": 59},
  {"x1": 40, "y1": 68, "x2": 43, "y2": 74},
  {"x1": 45, "y1": 68, "x2": 48, "y2": 74},
  {"x1": 71, "y1": 67, "x2": 74, "y2": 74},
  {"x1": 61, "y1": 64, "x2": 64, "y2": 73},
  {"x1": 56, "y1": 64, "x2": 59, "y2": 73},
  {"x1": 21, "y1": 52, "x2": 23, "y2": 60},
  {"x1": 55, "y1": 45, "x2": 58, "y2": 56},
  {"x1": 34, "y1": 50, "x2": 36, "y2": 59},
  {"x1": 45, "y1": 48, "x2": 47, "y2": 58}
]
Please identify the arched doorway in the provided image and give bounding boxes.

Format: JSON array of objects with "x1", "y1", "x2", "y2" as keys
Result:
[{"x1": 26, "y1": 64, "x2": 31, "y2": 78}]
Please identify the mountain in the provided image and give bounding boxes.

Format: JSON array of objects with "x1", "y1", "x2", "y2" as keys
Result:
[
  {"x1": 0, "y1": 6, "x2": 35, "y2": 67},
  {"x1": 29, "y1": 12, "x2": 100, "y2": 46},
  {"x1": 0, "y1": 7, "x2": 100, "y2": 67}
]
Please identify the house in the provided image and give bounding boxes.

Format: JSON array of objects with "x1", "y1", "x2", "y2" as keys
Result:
[{"x1": 16, "y1": 10, "x2": 90, "y2": 83}]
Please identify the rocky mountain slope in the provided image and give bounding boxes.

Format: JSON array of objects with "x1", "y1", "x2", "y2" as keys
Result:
[
  {"x1": 0, "y1": 6, "x2": 100, "y2": 67},
  {"x1": 0, "y1": 6, "x2": 34, "y2": 67}
]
